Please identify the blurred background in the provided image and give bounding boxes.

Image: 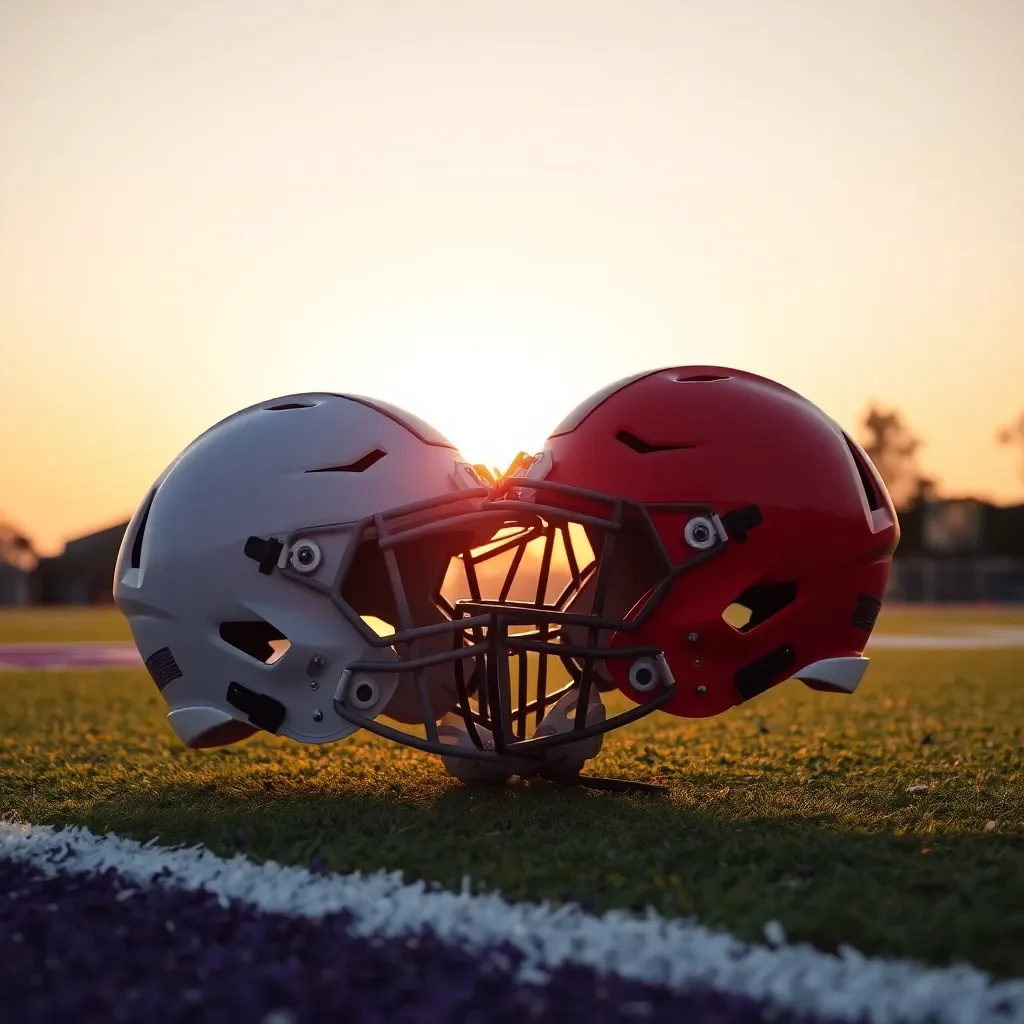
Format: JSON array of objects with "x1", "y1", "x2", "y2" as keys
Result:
[{"x1": 2, "y1": 0, "x2": 1023, "y2": 607}]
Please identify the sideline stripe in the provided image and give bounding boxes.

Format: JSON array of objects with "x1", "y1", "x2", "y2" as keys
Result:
[
  {"x1": 0, "y1": 642, "x2": 142, "y2": 670},
  {"x1": 2, "y1": 627, "x2": 1023, "y2": 672},
  {"x1": 867, "y1": 626, "x2": 1024, "y2": 649},
  {"x1": 1, "y1": 822, "x2": 1021, "y2": 1024}
]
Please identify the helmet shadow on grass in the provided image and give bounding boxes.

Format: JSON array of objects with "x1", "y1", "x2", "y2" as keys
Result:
[{"x1": 29, "y1": 765, "x2": 1024, "y2": 981}]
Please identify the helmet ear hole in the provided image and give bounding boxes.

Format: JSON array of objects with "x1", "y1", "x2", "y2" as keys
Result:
[{"x1": 628, "y1": 656, "x2": 660, "y2": 693}]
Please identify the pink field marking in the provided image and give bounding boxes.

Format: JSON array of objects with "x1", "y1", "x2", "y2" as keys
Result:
[
  {"x1": 0, "y1": 626, "x2": 1022, "y2": 673},
  {"x1": 0, "y1": 643, "x2": 143, "y2": 670}
]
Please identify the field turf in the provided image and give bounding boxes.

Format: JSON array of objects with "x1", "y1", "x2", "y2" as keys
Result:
[
  {"x1": 1, "y1": 605, "x2": 1022, "y2": 979},
  {"x1": 0, "y1": 606, "x2": 133, "y2": 644},
  {"x1": 2, "y1": 602, "x2": 1022, "y2": 643}
]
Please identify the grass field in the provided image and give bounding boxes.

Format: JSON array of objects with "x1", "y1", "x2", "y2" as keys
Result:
[
  {"x1": 0, "y1": 606, "x2": 133, "y2": 643},
  {"x1": 3, "y1": 601, "x2": 1024, "y2": 643},
  {"x1": 1, "y1": 605, "x2": 1022, "y2": 980}
]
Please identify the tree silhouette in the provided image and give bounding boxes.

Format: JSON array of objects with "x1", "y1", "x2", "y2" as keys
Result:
[
  {"x1": 0, "y1": 522, "x2": 38, "y2": 573},
  {"x1": 859, "y1": 405, "x2": 935, "y2": 510},
  {"x1": 996, "y1": 411, "x2": 1024, "y2": 482}
]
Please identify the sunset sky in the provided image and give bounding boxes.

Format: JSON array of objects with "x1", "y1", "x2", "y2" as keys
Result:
[{"x1": 2, "y1": 0, "x2": 1023, "y2": 555}]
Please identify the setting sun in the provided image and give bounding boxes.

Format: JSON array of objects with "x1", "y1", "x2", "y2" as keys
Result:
[{"x1": 333, "y1": 304, "x2": 597, "y2": 474}]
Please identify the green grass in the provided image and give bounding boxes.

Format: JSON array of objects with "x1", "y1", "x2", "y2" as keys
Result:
[
  {"x1": 0, "y1": 606, "x2": 133, "y2": 643},
  {"x1": 1, "y1": 639, "x2": 1022, "y2": 977},
  {"x1": 874, "y1": 604, "x2": 1024, "y2": 635}
]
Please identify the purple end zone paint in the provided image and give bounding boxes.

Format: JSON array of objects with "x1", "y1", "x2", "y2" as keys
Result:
[
  {"x1": 0, "y1": 643, "x2": 142, "y2": 670},
  {"x1": 0, "y1": 856, "x2": 832, "y2": 1024}
]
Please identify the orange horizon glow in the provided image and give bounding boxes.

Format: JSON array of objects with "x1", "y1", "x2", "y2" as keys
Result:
[{"x1": 2, "y1": 1, "x2": 1023, "y2": 557}]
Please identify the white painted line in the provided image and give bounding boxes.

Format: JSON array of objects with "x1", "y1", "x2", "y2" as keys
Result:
[
  {"x1": 0, "y1": 822, "x2": 1021, "y2": 1024},
  {"x1": 868, "y1": 626, "x2": 1024, "y2": 650}
]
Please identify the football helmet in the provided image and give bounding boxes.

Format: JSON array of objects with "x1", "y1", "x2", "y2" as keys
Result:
[
  {"x1": 114, "y1": 393, "x2": 501, "y2": 750},
  {"x1": 459, "y1": 366, "x2": 899, "y2": 731}
]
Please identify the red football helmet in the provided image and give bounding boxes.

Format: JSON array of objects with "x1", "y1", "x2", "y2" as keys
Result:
[{"x1": 474, "y1": 365, "x2": 899, "y2": 726}]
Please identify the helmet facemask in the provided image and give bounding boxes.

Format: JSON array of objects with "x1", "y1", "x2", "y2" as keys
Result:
[{"x1": 429, "y1": 470, "x2": 732, "y2": 789}]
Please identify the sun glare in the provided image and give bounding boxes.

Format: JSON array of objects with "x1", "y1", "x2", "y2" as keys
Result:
[{"x1": 338, "y1": 306, "x2": 591, "y2": 475}]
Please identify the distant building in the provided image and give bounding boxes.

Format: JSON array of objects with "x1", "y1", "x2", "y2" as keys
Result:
[
  {"x1": 32, "y1": 522, "x2": 129, "y2": 605},
  {"x1": 888, "y1": 499, "x2": 1024, "y2": 603},
  {"x1": 0, "y1": 561, "x2": 31, "y2": 606},
  {"x1": 14, "y1": 498, "x2": 1024, "y2": 607}
]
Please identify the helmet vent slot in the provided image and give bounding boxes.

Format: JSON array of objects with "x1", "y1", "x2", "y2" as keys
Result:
[
  {"x1": 306, "y1": 449, "x2": 387, "y2": 473},
  {"x1": 675, "y1": 374, "x2": 729, "y2": 382},
  {"x1": 129, "y1": 487, "x2": 158, "y2": 569},
  {"x1": 615, "y1": 430, "x2": 696, "y2": 455},
  {"x1": 144, "y1": 646, "x2": 182, "y2": 691},
  {"x1": 734, "y1": 644, "x2": 796, "y2": 700},
  {"x1": 265, "y1": 402, "x2": 316, "y2": 411},
  {"x1": 842, "y1": 434, "x2": 882, "y2": 512},
  {"x1": 219, "y1": 620, "x2": 291, "y2": 664},
  {"x1": 723, "y1": 582, "x2": 798, "y2": 633},
  {"x1": 850, "y1": 594, "x2": 882, "y2": 634}
]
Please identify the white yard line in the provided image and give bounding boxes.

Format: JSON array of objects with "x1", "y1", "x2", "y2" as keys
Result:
[
  {"x1": 867, "y1": 626, "x2": 1024, "y2": 649},
  {"x1": 0, "y1": 822, "x2": 1021, "y2": 1024}
]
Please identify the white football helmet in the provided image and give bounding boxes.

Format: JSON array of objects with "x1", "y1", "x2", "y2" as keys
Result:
[{"x1": 114, "y1": 392, "x2": 498, "y2": 751}]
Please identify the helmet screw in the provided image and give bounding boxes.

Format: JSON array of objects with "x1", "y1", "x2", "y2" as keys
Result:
[
  {"x1": 289, "y1": 538, "x2": 322, "y2": 573},
  {"x1": 683, "y1": 516, "x2": 718, "y2": 550},
  {"x1": 309, "y1": 680, "x2": 319, "y2": 691},
  {"x1": 693, "y1": 658, "x2": 701, "y2": 666},
  {"x1": 312, "y1": 710, "x2": 323, "y2": 722},
  {"x1": 308, "y1": 655, "x2": 327, "y2": 676},
  {"x1": 697, "y1": 685, "x2": 707, "y2": 695},
  {"x1": 687, "y1": 632, "x2": 700, "y2": 643}
]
